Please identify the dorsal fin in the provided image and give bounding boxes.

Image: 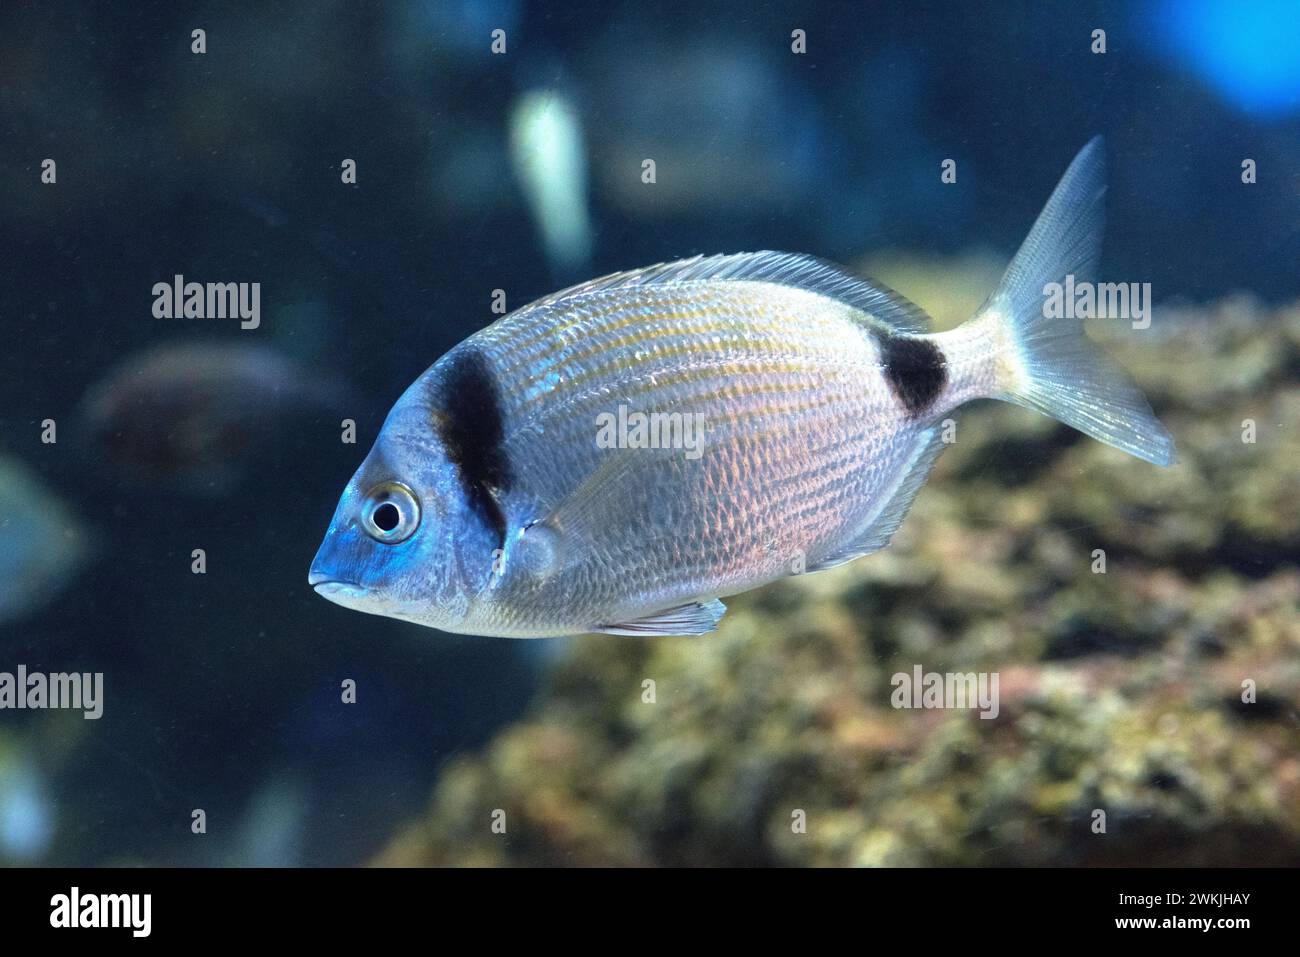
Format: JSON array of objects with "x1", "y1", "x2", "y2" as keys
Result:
[{"x1": 529, "y1": 251, "x2": 932, "y2": 334}]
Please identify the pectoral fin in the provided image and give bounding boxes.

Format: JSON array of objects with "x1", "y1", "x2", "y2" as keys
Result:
[
  {"x1": 806, "y1": 425, "x2": 945, "y2": 573},
  {"x1": 531, "y1": 444, "x2": 683, "y2": 553},
  {"x1": 594, "y1": 598, "x2": 726, "y2": 637}
]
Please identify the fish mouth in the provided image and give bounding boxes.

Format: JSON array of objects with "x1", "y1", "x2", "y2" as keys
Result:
[
  {"x1": 312, "y1": 581, "x2": 367, "y2": 596},
  {"x1": 308, "y1": 569, "x2": 369, "y2": 600},
  {"x1": 310, "y1": 579, "x2": 374, "y2": 614}
]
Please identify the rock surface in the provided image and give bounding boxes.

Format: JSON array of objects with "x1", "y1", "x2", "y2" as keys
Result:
[{"x1": 376, "y1": 296, "x2": 1300, "y2": 867}]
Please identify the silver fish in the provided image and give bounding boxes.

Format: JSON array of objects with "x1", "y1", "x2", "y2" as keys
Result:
[{"x1": 309, "y1": 138, "x2": 1174, "y2": 638}]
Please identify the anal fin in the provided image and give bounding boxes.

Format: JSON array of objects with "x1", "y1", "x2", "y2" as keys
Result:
[
  {"x1": 806, "y1": 426, "x2": 946, "y2": 573},
  {"x1": 594, "y1": 599, "x2": 726, "y2": 637}
]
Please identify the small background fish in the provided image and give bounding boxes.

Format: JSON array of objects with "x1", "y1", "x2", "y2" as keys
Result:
[
  {"x1": 79, "y1": 341, "x2": 349, "y2": 495},
  {"x1": 0, "y1": 456, "x2": 87, "y2": 625},
  {"x1": 510, "y1": 89, "x2": 594, "y2": 281}
]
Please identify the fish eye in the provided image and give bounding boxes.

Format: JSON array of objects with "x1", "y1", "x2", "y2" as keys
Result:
[{"x1": 361, "y1": 482, "x2": 420, "y2": 544}]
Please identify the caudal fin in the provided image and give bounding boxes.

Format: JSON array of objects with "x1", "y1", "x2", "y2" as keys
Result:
[{"x1": 976, "y1": 137, "x2": 1176, "y2": 467}]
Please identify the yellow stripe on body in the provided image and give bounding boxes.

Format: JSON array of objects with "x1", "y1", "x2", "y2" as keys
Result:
[{"x1": 488, "y1": 282, "x2": 862, "y2": 383}]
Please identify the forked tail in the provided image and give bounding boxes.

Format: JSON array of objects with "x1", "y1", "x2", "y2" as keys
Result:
[{"x1": 969, "y1": 137, "x2": 1175, "y2": 467}]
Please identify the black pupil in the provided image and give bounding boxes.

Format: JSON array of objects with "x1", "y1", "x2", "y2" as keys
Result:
[{"x1": 373, "y1": 502, "x2": 401, "y2": 533}]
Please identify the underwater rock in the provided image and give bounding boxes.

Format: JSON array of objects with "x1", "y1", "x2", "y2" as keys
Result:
[{"x1": 375, "y1": 295, "x2": 1300, "y2": 867}]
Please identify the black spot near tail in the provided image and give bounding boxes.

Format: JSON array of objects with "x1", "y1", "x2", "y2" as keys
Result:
[
  {"x1": 880, "y1": 334, "x2": 947, "y2": 416},
  {"x1": 434, "y1": 347, "x2": 512, "y2": 544}
]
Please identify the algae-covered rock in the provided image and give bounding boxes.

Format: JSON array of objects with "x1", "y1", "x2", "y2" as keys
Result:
[{"x1": 376, "y1": 295, "x2": 1300, "y2": 867}]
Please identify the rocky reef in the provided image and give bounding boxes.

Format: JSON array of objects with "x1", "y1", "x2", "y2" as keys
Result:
[{"x1": 376, "y1": 295, "x2": 1300, "y2": 867}]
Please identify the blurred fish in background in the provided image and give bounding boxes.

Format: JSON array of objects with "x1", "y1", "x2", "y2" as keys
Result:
[
  {"x1": 231, "y1": 775, "x2": 309, "y2": 868},
  {"x1": 509, "y1": 89, "x2": 594, "y2": 280},
  {"x1": 0, "y1": 456, "x2": 87, "y2": 625},
  {"x1": 582, "y1": 39, "x2": 828, "y2": 221},
  {"x1": 78, "y1": 341, "x2": 350, "y2": 495},
  {"x1": 0, "y1": 738, "x2": 54, "y2": 864}
]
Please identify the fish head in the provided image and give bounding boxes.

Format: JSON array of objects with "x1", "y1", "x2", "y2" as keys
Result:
[{"x1": 308, "y1": 378, "x2": 497, "y2": 630}]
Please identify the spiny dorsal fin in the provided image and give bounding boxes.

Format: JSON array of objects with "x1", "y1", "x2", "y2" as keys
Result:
[{"x1": 530, "y1": 251, "x2": 932, "y2": 334}]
